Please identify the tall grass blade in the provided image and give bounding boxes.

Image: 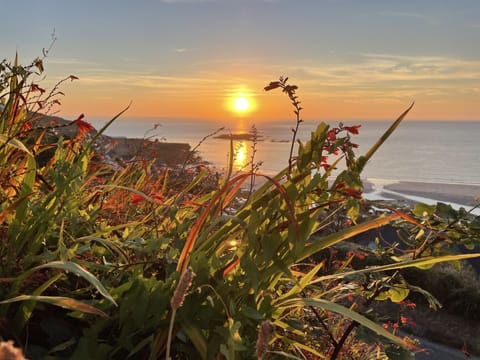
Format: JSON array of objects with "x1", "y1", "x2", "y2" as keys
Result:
[
  {"x1": 33, "y1": 261, "x2": 117, "y2": 306},
  {"x1": 299, "y1": 214, "x2": 400, "y2": 261},
  {"x1": 278, "y1": 298, "x2": 407, "y2": 348},
  {"x1": 0, "y1": 295, "x2": 107, "y2": 317},
  {"x1": 356, "y1": 102, "x2": 414, "y2": 172},
  {"x1": 0, "y1": 134, "x2": 32, "y2": 154},
  {"x1": 312, "y1": 253, "x2": 480, "y2": 283}
]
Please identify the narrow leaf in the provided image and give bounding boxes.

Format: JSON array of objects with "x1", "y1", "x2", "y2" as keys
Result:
[
  {"x1": 33, "y1": 261, "x2": 117, "y2": 306},
  {"x1": 313, "y1": 253, "x2": 480, "y2": 283},
  {"x1": 0, "y1": 295, "x2": 107, "y2": 317},
  {"x1": 356, "y1": 102, "x2": 414, "y2": 172},
  {"x1": 279, "y1": 298, "x2": 407, "y2": 348}
]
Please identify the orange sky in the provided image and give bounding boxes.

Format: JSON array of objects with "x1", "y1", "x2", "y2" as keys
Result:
[
  {"x1": 55, "y1": 73, "x2": 479, "y2": 122},
  {"x1": 4, "y1": 1, "x2": 480, "y2": 122}
]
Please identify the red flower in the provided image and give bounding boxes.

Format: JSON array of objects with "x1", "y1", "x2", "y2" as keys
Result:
[
  {"x1": 21, "y1": 121, "x2": 33, "y2": 132},
  {"x1": 131, "y1": 194, "x2": 145, "y2": 205},
  {"x1": 327, "y1": 128, "x2": 337, "y2": 141},
  {"x1": 73, "y1": 114, "x2": 95, "y2": 137},
  {"x1": 399, "y1": 300, "x2": 416, "y2": 309},
  {"x1": 151, "y1": 192, "x2": 165, "y2": 202},
  {"x1": 343, "y1": 125, "x2": 361, "y2": 135}
]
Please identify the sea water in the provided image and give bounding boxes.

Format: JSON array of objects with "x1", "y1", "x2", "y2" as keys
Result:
[{"x1": 90, "y1": 117, "x2": 480, "y2": 186}]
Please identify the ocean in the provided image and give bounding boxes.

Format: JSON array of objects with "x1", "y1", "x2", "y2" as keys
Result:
[{"x1": 90, "y1": 117, "x2": 480, "y2": 186}]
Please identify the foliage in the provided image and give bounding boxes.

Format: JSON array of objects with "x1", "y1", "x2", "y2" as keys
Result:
[{"x1": 0, "y1": 54, "x2": 479, "y2": 360}]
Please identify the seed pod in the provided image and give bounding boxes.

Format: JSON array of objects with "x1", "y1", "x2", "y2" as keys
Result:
[
  {"x1": 255, "y1": 321, "x2": 274, "y2": 359},
  {"x1": 170, "y1": 268, "x2": 195, "y2": 310}
]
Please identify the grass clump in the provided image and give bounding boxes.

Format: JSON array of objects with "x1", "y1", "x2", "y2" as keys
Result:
[{"x1": 0, "y1": 53, "x2": 479, "y2": 360}]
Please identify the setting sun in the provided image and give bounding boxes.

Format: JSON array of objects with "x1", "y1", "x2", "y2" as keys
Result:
[
  {"x1": 226, "y1": 90, "x2": 256, "y2": 116},
  {"x1": 233, "y1": 97, "x2": 250, "y2": 112}
]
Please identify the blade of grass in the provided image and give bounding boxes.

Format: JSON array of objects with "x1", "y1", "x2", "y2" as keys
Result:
[
  {"x1": 0, "y1": 295, "x2": 107, "y2": 317},
  {"x1": 355, "y1": 102, "x2": 414, "y2": 172},
  {"x1": 33, "y1": 261, "x2": 117, "y2": 306},
  {"x1": 278, "y1": 298, "x2": 408, "y2": 348}
]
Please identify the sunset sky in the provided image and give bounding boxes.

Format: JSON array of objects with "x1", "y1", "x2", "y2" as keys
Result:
[{"x1": 2, "y1": 0, "x2": 480, "y2": 122}]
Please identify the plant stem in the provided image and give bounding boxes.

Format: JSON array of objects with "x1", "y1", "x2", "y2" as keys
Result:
[
  {"x1": 330, "y1": 271, "x2": 400, "y2": 360},
  {"x1": 288, "y1": 111, "x2": 301, "y2": 175},
  {"x1": 165, "y1": 308, "x2": 177, "y2": 360}
]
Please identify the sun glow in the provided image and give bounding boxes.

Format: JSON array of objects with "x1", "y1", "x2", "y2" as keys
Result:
[
  {"x1": 227, "y1": 90, "x2": 256, "y2": 116},
  {"x1": 233, "y1": 97, "x2": 250, "y2": 112},
  {"x1": 234, "y1": 141, "x2": 248, "y2": 170}
]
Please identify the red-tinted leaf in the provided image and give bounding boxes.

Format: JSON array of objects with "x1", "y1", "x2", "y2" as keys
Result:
[{"x1": 69, "y1": 75, "x2": 79, "y2": 81}]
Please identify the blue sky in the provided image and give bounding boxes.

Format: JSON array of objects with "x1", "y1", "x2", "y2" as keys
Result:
[{"x1": 2, "y1": 0, "x2": 480, "y2": 120}]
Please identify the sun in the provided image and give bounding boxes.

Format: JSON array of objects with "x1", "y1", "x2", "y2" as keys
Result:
[
  {"x1": 233, "y1": 97, "x2": 250, "y2": 112},
  {"x1": 226, "y1": 89, "x2": 256, "y2": 116}
]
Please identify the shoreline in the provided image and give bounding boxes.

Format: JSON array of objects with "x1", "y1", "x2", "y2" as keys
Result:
[
  {"x1": 101, "y1": 132, "x2": 480, "y2": 211},
  {"x1": 363, "y1": 179, "x2": 480, "y2": 212}
]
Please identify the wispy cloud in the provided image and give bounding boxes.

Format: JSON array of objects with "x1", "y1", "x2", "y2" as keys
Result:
[
  {"x1": 269, "y1": 53, "x2": 480, "y2": 103},
  {"x1": 47, "y1": 57, "x2": 98, "y2": 67},
  {"x1": 378, "y1": 11, "x2": 426, "y2": 20},
  {"x1": 55, "y1": 52, "x2": 480, "y2": 107}
]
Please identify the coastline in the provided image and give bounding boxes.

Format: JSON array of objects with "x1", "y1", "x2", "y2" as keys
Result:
[
  {"x1": 101, "y1": 132, "x2": 480, "y2": 212},
  {"x1": 364, "y1": 179, "x2": 480, "y2": 213},
  {"x1": 103, "y1": 137, "x2": 193, "y2": 166}
]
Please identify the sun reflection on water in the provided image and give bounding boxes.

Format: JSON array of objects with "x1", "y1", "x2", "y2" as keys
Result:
[{"x1": 234, "y1": 141, "x2": 248, "y2": 170}]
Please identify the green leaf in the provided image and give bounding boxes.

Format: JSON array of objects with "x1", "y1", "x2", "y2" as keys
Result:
[
  {"x1": 376, "y1": 283, "x2": 410, "y2": 303},
  {"x1": 413, "y1": 203, "x2": 436, "y2": 217},
  {"x1": 278, "y1": 298, "x2": 407, "y2": 348},
  {"x1": 0, "y1": 295, "x2": 107, "y2": 317},
  {"x1": 13, "y1": 273, "x2": 63, "y2": 332},
  {"x1": 181, "y1": 322, "x2": 208, "y2": 360},
  {"x1": 313, "y1": 253, "x2": 480, "y2": 283},
  {"x1": 279, "y1": 262, "x2": 324, "y2": 301},
  {"x1": 0, "y1": 134, "x2": 32, "y2": 154},
  {"x1": 356, "y1": 102, "x2": 414, "y2": 172},
  {"x1": 33, "y1": 261, "x2": 117, "y2": 306}
]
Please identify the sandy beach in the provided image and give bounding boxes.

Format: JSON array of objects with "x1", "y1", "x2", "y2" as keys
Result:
[{"x1": 364, "y1": 180, "x2": 480, "y2": 208}]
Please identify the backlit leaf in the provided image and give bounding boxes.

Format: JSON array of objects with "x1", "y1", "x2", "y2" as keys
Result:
[
  {"x1": 33, "y1": 261, "x2": 117, "y2": 306},
  {"x1": 0, "y1": 295, "x2": 107, "y2": 317}
]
